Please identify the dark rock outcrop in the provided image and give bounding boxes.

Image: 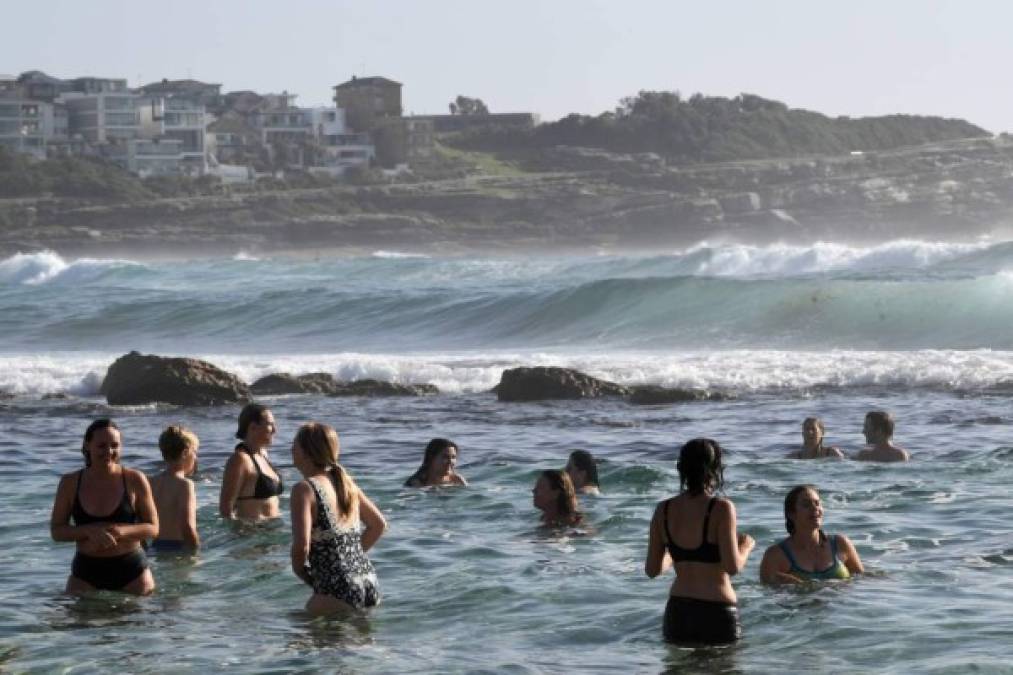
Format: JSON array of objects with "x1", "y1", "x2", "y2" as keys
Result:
[
  {"x1": 101, "y1": 351, "x2": 249, "y2": 406},
  {"x1": 495, "y1": 367, "x2": 629, "y2": 402},
  {"x1": 250, "y1": 372, "x2": 339, "y2": 395},
  {"x1": 328, "y1": 379, "x2": 439, "y2": 397},
  {"x1": 628, "y1": 385, "x2": 732, "y2": 405}
]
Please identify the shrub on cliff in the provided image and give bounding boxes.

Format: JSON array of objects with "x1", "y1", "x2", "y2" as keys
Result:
[
  {"x1": 447, "y1": 91, "x2": 989, "y2": 165},
  {"x1": 0, "y1": 147, "x2": 152, "y2": 200}
]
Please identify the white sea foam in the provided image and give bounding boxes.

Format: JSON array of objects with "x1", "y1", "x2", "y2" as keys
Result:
[
  {"x1": 0, "y1": 250, "x2": 142, "y2": 285},
  {"x1": 4, "y1": 349, "x2": 1013, "y2": 398},
  {"x1": 679, "y1": 239, "x2": 992, "y2": 277},
  {"x1": 371, "y1": 250, "x2": 430, "y2": 259},
  {"x1": 232, "y1": 250, "x2": 261, "y2": 261}
]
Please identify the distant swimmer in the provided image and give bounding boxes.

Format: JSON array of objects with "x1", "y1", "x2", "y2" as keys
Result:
[
  {"x1": 50, "y1": 419, "x2": 158, "y2": 595},
  {"x1": 219, "y1": 403, "x2": 284, "y2": 520},
  {"x1": 290, "y1": 422, "x2": 386, "y2": 614},
  {"x1": 854, "y1": 411, "x2": 910, "y2": 462},
  {"x1": 760, "y1": 485, "x2": 864, "y2": 584},
  {"x1": 404, "y1": 438, "x2": 468, "y2": 487},
  {"x1": 532, "y1": 469, "x2": 583, "y2": 527},
  {"x1": 645, "y1": 438, "x2": 754, "y2": 645},
  {"x1": 149, "y1": 425, "x2": 200, "y2": 553},
  {"x1": 787, "y1": 417, "x2": 845, "y2": 459},
  {"x1": 565, "y1": 449, "x2": 601, "y2": 495}
]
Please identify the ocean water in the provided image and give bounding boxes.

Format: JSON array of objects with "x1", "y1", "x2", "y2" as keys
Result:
[{"x1": 1, "y1": 241, "x2": 1012, "y2": 673}]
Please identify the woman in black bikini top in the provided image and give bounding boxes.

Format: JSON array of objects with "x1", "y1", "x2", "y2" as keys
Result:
[
  {"x1": 50, "y1": 418, "x2": 159, "y2": 595},
  {"x1": 219, "y1": 403, "x2": 284, "y2": 521}
]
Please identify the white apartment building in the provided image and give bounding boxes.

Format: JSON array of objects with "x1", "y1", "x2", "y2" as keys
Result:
[
  {"x1": 57, "y1": 78, "x2": 139, "y2": 144},
  {"x1": 0, "y1": 96, "x2": 68, "y2": 159},
  {"x1": 138, "y1": 95, "x2": 207, "y2": 174}
]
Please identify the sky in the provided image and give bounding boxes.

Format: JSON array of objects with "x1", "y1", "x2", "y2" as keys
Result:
[{"x1": 3, "y1": 0, "x2": 1011, "y2": 132}]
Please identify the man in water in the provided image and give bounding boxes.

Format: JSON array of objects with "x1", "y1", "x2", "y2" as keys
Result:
[{"x1": 854, "y1": 411, "x2": 910, "y2": 462}]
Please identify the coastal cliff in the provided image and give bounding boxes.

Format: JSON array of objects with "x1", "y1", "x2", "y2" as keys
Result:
[{"x1": 3, "y1": 136, "x2": 1013, "y2": 257}]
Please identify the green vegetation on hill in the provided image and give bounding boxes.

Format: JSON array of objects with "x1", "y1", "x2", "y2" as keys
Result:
[
  {"x1": 0, "y1": 147, "x2": 155, "y2": 200},
  {"x1": 447, "y1": 91, "x2": 989, "y2": 164}
]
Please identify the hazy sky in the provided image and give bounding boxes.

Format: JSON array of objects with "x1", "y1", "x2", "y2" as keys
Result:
[{"x1": 4, "y1": 0, "x2": 1011, "y2": 132}]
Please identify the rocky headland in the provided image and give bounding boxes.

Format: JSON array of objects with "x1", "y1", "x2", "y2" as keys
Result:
[{"x1": 4, "y1": 136, "x2": 1013, "y2": 258}]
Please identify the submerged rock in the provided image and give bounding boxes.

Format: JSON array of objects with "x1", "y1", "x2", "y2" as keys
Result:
[
  {"x1": 628, "y1": 385, "x2": 732, "y2": 405},
  {"x1": 495, "y1": 367, "x2": 629, "y2": 402},
  {"x1": 250, "y1": 372, "x2": 339, "y2": 395},
  {"x1": 328, "y1": 379, "x2": 439, "y2": 397},
  {"x1": 101, "y1": 351, "x2": 250, "y2": 406}
]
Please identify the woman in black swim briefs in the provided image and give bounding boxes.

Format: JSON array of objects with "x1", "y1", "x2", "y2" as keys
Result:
[
  {"x1": 644, "y1": 438, "x2": 755, "y2": 645},
  {"x1": 50, "y1": 419, "x2": 159, "y2": 595},
  {"x1": 220, "y1": 403, "x2": 284, "y2": 521}
]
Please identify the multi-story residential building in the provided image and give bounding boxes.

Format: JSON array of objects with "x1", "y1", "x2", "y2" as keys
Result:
[
  {"x1": 107, "y1": 137, "x2": 185, "y2": 177},
  {"x1": 140, "y1": 79, "x2": 223, "y2": 113},
  {"x1": 0, "y1": 93, "x2": 69, "y2": 159},
  {"x1": 16, "y1": 71, "x2": 71, "y2": 103},
  {"x1": 57, "y1": 78, "x2": 139, "y2": 144},
  {"x1": 138, "y1": 95, "x2": 207, "y2": 174},
  {"x1": 332, "y1": 76, "x2": 402, "y2": 133}
]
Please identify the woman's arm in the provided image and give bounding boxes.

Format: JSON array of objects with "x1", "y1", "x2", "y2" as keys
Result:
[
  {"x1": 182, "y1": 480, "x2": 200, "y2": 550},
  {"x1": 452, "y1": 473, "x2": 468, "y2": 487},
  {"x1": 50, "y1": 473, "x2": 116, "y2": 551},
  {"x1": 716, "y1": 499, "x2": 754, "y2": 576},
  {"x1": 218, "y1": 453, "x2": 247, "y2": 519},
  {"x1": 759, "y1": 543, "x2": 803, "y2": 584},
  {"x1": 357, "y1": 490, "x2": 387, "y2": 552},
  {"x1": 836, "y1": 534, "x2": 864, "y2": 574},
  {"x1": 108, "y1": 469, "x2": 158, "y2": 543},
  {"x1": 290, "y1": 481, "x2": 314, "y2": 586},
  {"x1": 644, "y1": 501, "x2": 672, "y2": 578}
]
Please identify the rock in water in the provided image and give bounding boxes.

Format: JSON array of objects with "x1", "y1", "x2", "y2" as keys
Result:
[
  {"x1": 495, "y1": 367, "x2": 629, "y2": 402},
  {"x1": 329, "y1": 379, "x2": 439, "y2": 397},
  {"x1": 250, "y1": 372, "x2": 339, "y2": 395},
  {"x1": 101, "y1": 351, "x2": 250, "y2": 406},
  {"x1": 628, "y1": 385, "x2": 731, "y2": 405}
]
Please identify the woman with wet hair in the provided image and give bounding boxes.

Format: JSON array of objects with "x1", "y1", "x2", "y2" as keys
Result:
[
  {"x1": 290, "y1": 422, "x2": 386, "y2": 614},
  {"x1": 404, "y1": 438, "x2": 467, "y2": 487},
  {"x1": 532, "y1": 469, "x2": 582, "y2": 527},
  {"x1": 787, "y1": 417, "x2": 845, "y2": 459},
  {"x1": 50, "y1": 419, "x2": 159, "y2": 595},
  {"x1": 565, "y1": 449, "x2": 601, "y2": 495},
  {"x1": 219, "y1": 403, "x2": 284, "y2": 520},
  {"x1": 645, "y1": 438, "x2": 755, "y2": 645},
  {"x1": 760, "y1": 485, "x2": 863, "y2": 584}
]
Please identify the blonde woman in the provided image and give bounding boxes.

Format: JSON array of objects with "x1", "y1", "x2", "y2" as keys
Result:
[{"x1": 290, "y1": 422, "x2": 387, "y2": 614}]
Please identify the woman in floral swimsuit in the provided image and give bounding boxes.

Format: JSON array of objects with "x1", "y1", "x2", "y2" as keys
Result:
[{"x1": 289, "y1": 422, "x2": 387, "y2": 614}]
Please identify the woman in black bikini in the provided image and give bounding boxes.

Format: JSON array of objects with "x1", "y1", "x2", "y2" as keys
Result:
[
  {"x1": 50, "y1": 419, "x2": 159, "y2": 595},
  {"x1": 219, "y1": 403, "x2": 284, "y2": 521},
  {"x1": 644, "y1": 438, "x2": 755, "y2": 645}
]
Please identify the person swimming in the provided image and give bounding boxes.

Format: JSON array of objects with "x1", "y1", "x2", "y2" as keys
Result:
[
  {"x1": 759, "y1": 485, "x2": 864, "y2": 584},
  {"x1": 855, "y1": 411, "x2": 910, "y2": 462},
  {"x1": 219, "y1": 403, "x2": 284, "y2": 521},
  {"x1": 787, "y1": 417, "x2": 845, "y2": 459},
  {"x1": 50, "y1": 419, "x2": 159, "y2": 595},
  {"x1": 404, "y1": 438, "x2": 468, "y2": 487},
  {"x1": 289, "y1": 422, "x2": 387, "y2": 615},
  {"x1": 532, "y1": 469, "x2": 582, "y2": 527},
  {"x1": 565, "y1": 449, "x2": 601, "y2": 495},
  {"x1": 644, "y1": 438, "x2": 755, "y2": 645}
]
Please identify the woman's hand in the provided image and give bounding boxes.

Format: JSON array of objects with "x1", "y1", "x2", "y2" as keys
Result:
[{"x1": 79, "y1": 525, "x2": 118, "y2": 553}]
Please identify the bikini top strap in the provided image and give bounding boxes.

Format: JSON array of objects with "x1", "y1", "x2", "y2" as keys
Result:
[
  {"x1": 828, "y1": 533, "x2": 839, "y2": 559},
  {"x1": 779, "y1": 539, "x2": 801, "y2": 570},
  {"x1": 238, "y1": 443, "x2": 264, "y2": 475},
  {"x1": 307, "y1": 476, "x2": 334, "y2": 529},
  {"x1": 75, "y1": 469, "x2": 84, "y2": 495}
]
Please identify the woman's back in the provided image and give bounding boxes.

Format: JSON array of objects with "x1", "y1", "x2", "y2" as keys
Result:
[{"x1": 659, "y1": 493, "x2": 737, "y2": 603}]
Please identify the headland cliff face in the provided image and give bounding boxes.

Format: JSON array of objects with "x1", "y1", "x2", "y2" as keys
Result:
[{"x1": 2, "y1": 136, "x2": 1012, "y2": 257}]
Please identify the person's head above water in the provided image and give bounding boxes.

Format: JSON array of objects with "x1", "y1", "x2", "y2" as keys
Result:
[
  {"x1": 235, "y1": 403, "x2": 275, "y2": 447},
  {"x1": 532, "y1": 469, "x2": 579, "y2": 521},
  {"x1": 863, "y1": 411, "x2": 894, "y2": 444},
  {"x1": 802, "y1": 417, "x2": 825, "y2": 448},
  {"x1": 677, "y1": 438, "x2": 725, "y2": 495},
  {"x1": 784, "y1": 484, "x2": 823, "y2": 536},
  {"x1": 81, "y1": 418, "x2": 121, "y2": 467},
  {"x1": 405, "y1": 438, "x2": 459, "y2": 487},
  {"x1": 565, "y1": 449, "x2": 599, "y2": 490}
]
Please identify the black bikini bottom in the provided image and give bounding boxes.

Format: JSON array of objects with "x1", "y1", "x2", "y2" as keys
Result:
[
  {"x1": 663, "y1": 596, "x2": 740, "y2": 645},
  {"x1": 72, "y1": 549, "x2": 148, "y2": 591}
]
